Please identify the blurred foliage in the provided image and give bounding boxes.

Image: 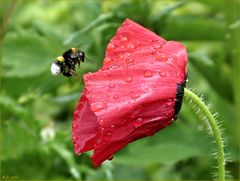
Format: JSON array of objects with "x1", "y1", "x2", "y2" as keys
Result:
[{"x1": 0, "y1": 0, "x2": 239, "y2": 180}]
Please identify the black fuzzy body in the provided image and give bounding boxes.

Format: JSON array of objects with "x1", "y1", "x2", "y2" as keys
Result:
[
  {"x1": 59, "y1": 48, "x2": 85, "y2": 77},
  {"x1": 174, "y1": 76, "x2": 187, "y2": 115}
]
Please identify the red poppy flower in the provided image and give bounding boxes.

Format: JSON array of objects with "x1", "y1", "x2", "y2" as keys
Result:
[{"x1": 72, "y1": 19, "x2": 187, "y2": 167}]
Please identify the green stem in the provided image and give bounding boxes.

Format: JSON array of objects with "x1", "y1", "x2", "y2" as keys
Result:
[{"x1": 183, "y1": 88, "x2": 225, "y2": 181}]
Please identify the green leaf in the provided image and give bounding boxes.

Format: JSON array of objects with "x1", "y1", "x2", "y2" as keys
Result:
[
  {"x1": 2, "y1": 32, "x2": 57, "y2": 77},
  {"x1": 63, "y1": 13, "x2": 113, "y2": 45},
  {"x1": 50, "y1": 143, "x2": 81, "y2": 179},
  {"x1": 1, "y1": 115, "x2": 40, "y2": 160},
  {"x1": 112, "y1": 0, "x2": 151, "y2": 26},
  {"x1": 189, "y1": 52, "x2": 233, "y2": 102},
  {"x1": 116, "y1": 143, "x2": 203, "y2": 165},
  {"x1": 114, "y1": 123, "x2": 212, "y2": 166},
  {"x1": 151, "y1": 0, "x2": 187, "y2": 32},
  {"x1": 161, "y1": 16, "x2": 226, "y2": 40},
  {"x1": 0, "y1": 93, "x2": 28, "y2": 118}
]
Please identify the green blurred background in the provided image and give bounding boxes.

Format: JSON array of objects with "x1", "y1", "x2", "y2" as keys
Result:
[{"x1": 1, "y1": 0, "x2": 239, "y2": 180}]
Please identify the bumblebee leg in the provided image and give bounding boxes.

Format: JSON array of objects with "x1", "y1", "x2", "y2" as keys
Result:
[
  {"x1": 70, "y1": 70, "x2": 83, "y2": 82},
  {"x1": 76, "y1": 61, "x2": 81, "y2": 68}
]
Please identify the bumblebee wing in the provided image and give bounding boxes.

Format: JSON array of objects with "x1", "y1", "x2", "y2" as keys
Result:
[{"x1": 85, "y1": 55, "x2": 93, "y2": 63}]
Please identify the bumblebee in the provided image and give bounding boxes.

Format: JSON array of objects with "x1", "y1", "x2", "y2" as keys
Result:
[{"x1": 51, "y1": 48, "x2": 85, "y2": 77}]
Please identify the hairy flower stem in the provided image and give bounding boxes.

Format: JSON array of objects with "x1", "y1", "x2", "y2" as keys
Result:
[{"x1": 184, "y1": 88, "x2": 225, "y2": 181}]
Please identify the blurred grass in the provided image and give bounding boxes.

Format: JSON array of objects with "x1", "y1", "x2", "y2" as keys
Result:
[{"x1": 0, "y1": 0, "x2": 239, "y2": 180}]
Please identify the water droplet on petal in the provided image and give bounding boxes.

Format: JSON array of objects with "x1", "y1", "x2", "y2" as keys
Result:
[
  {"x1": 159, "y1": 71, "x2": 167, "y2": 77},
  {"x1": 133, "y1": 117, "x2": 144, "y2": 128},
  {"x1": 100, "y1": 127, "x2": 105, "y2": 133},
  {"x1": 125, "y1": 76, "x2": 132, "y2": 82},
  {"x1": 118, "y1": 54, "x2": 124, "y2": 59},
  {"x1": 86, "y1": 88, "x2": 92, "y2": 93},
  {"x1": 91, "y1": 102, "x2": 107, "y2": 112},
  {"x1": 120, "y1": 36, "x2": 128, "y2": 42},
  {"x1": 156, "y1": 53, "x2": 168, "y2": 61},
  {"x1": 127, "y1": 43, "x2": 135, "y2": 49},
  {"x1": 113, "y1": 95, "x2": 118, "y2": 99},
  {"x1": 132, "y1": 93, "x2": 140, "y2": 99},
  {"x1": 172, "y1": 55, "x2": 177, "y2": 61},
  {"x1": 108, "y1": 155, "x2": 113, "y2": 160},
  {"x1": 153, "y1": 44, "x2": 162, "y2": 49},
  {"x1": 120, "y1": 45, "x2": 125, "y2": 49},
  {"x1": 151, "y1": 50, "x2": 157, "y2": 55},
  {"x1": 172, "y1": 116, "x2": 177, "y2": 121},
  {"x1": 74, "y1": 143, "x2": 80, "y2": 149},
  {"x1": 166, "y1": 99, "x2": 173, "y2": 106},
  {"x1": 123, "y1": 53, "x2": 130, "y2": 58},
  {"x1": 108, "y1": 83, "x2": 115, "y2": 88},
  {"x1": 127, "y1": 63, "x2": 135, "y2": 68},
  {"x1": 72, "y1": 123, "x2": 77, "y2": 129},
  {"x1": 126, "y1": 58, "x2": 134, "y2": 64},
  {"x1": 159, "y1": 40, "x2": 165, "y2": 45},
  {"x1": 178, "y1": 57, "x2": 187, "y2": 67},
  {"x1": 117, "y1": 54, "x2": 123, "y2": 59},
  {"x1": 143, "y1": 70, "x2": 153, "y2": 77},
  {"x1": 107, "y1": 132, "x2": 112, "y2": 136},
  {"x1": 121, "y1": 120, "x2": 126, "y2": 125},
  {"x1": 99, "y1": 119, "x2": 104, "y2": 125},
  {"x1": 109, "y1": 64, "x2": 120, "y2": 70},
  {"x1": 104, "y1": 57, "x2": 112, "y2": 63},
  {"x1": 135, "y1": 41, "x2": 141, "y2": 46},
  {"x1": 130, "y1": 113, "x2": 137, "y2": 118},
  {"x1": 96, "y1": 139, "x2": 101, "y2": 145},
  {"x1": 110, "y1": 124, "x2": 115, "y2": 128},
  {"x1": 107, "y1": 43, "x2": 115, "y2": 50},
  {"x1": 72, "y1": 135, "x2": 78, "y2": 142}
]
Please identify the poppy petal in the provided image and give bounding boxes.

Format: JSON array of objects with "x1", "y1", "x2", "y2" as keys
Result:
[
  {"x1": 72, "y1": 89, "x2": 98, "y2": 153},
  {"x1": 72, "y1": 18, "x2": 187, "y2": 167}
]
